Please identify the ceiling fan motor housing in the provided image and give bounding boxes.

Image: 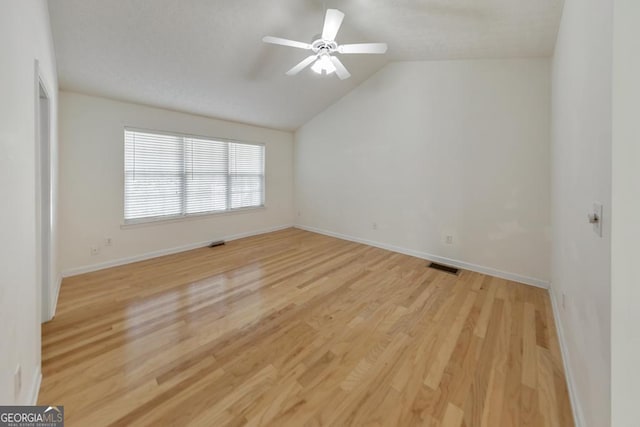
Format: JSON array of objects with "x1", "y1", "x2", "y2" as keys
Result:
[{"x1": 311, "y1": 39, "x2": 338, "y2": 54}]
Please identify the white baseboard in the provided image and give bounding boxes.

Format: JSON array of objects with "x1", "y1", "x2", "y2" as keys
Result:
[
  {"x1": 295, "y1": 224, "x2": 549, "y2": 289},
  {"x1": 28, "y1": 366, "x2": 42, "y2": 405},
  {"x1": 61, "y1": 224, "x2": 294, "y2": 278},
  {"x1": 548, "y1": 286, "x2": 584, "y2": 427}
]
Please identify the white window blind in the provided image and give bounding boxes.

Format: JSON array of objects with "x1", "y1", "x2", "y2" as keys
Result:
[{"x1": 124, "y1": 129, "x2": 264, "y2": 222}]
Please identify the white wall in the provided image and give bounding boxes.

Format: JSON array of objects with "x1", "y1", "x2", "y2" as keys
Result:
[
  {"x1": 58, "y1": 92, "x2": 294, "y2": 273},
  {"x1": 0, "y1": 0, "x2": 59, "y2": 404},
  {"x1": 611, "y1": 0, "x2": 640, "y2": 425},
  {"x1": 550, "y1": 0, "x2": 613, "y2": 425},
  {"x1": 295, "y1": 59, "x2": 551, "y2": 286}
]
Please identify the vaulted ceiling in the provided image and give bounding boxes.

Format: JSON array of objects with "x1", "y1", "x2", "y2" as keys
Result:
[{"x1": 48, "y1": 0, "x2": 564, "y2": 130}]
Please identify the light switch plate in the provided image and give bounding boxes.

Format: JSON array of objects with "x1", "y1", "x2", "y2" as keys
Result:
[{"x1": 593, "y1": 203, "x2": 603, "y2": 237}]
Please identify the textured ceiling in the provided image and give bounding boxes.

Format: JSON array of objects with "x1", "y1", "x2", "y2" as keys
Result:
[{"x1": 48, "y1": 0, "x2": 564, "y2": 131}]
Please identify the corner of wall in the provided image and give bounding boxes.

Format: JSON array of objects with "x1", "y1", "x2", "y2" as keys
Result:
[
  {"x1": 548, "y1": 283, "x2": 585, "y2": 427},
  {"x1": 295, "y1": 224, "x2": 550, "y2": 289},
  {"x1": 27, "y1": 366, "x2": 42, "y2": 405}
]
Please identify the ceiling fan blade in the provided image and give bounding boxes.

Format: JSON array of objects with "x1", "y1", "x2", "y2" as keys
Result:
[
  {"x1": 262, "y1": 36, "x2": 312, "y2": 50},
  {"x1": 321, "y1": 9, "x2": 345, "y2": 41},
  {"x1": 286, "y1": 55, "x2": 318, "y2": 76},
  {"x1": 338, "y1": 43, "x2": 388, "y2": 54},
  {"x1": 329, "y1": 56, "x2": 351, "y2": 80}
]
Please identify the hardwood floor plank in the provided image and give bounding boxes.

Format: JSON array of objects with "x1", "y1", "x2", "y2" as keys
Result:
[
  {"x1": 442, "y1": 402, "x2": 465, "y2": 427},
  {"x1": 463, "y1": 298, "x2": 504, "y2": 427},
  {"x1": 500, "y1": 286, "x2": 525, "y2": 427},
  {"x1": 536, "y1": 347, "x2": 561, "y2": 427},
  {"x1": 424, "y1": 291, "x2": 476, "y2": 389},
  {"x1": 522, "y1": 302, "x2": 538, "y2": 388}
]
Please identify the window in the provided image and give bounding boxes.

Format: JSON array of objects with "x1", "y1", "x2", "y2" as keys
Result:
[{"x1": 124, "y1": 128, "x2": 264, "y2": 223}]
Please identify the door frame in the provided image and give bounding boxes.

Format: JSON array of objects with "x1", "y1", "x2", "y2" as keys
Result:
[{"x1": 34, "y1": 60, "x2": 53, "y2": 322}]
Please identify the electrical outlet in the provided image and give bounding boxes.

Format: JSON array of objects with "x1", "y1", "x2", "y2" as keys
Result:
[
  {"x1": 90, "y1": 245, "x2": 100, "y2": 256},
  {"x1": 14, "y1": 365, "x2": 21, "y2": 401},
  {"x1": 372, "y1": 222, "x2": 378, "y2": 230},
  {"x1": 445, "y1": 235, "x2": 454, "y2": 245},
  {"x1": 104, "y1": 237, "x2": 112, "y2": 247},
  {"x1": 297, "y1": 211, "x2": 301, "y2": 217}
]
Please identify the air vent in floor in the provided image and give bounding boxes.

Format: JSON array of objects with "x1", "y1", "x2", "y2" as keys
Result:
[{"x1": 428, "y1": 262, "x2": 459, "y2": 275}]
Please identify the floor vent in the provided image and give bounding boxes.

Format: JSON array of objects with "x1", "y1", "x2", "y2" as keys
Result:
[
  {"x1": 209, "y1": 240, "x2": 225, "y2": 248},
  {"x1": 428, "y1": 262, "x2": 460, "y2": 275}
]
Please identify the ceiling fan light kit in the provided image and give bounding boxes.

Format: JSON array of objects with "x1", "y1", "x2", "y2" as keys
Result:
[
  {"x1": 262, "y1": 9, "x2": 388, "y2": 80},
  {"x1": 311, "y1": 54, "x2": 336, "y2": 75}
]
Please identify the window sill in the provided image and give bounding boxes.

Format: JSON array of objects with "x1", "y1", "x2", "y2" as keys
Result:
[{"x1": 120, "y1": 205, "x2": 266, "y2": 229}]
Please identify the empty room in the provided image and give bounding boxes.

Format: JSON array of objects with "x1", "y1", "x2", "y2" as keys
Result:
[{"x1": 1, "y1": 0, "x2": 638, "y2": 426}]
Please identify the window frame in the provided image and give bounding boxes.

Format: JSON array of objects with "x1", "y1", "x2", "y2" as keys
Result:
[{"x1": 122, "y1": 126, "x2": 266, "y2": 226}]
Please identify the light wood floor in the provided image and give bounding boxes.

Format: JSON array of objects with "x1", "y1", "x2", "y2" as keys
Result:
[{"x1": 40, "y1": 228, "x2": 574, "y2": 426}]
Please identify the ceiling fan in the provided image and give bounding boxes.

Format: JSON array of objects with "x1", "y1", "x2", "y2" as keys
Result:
[{"x1": 262, "y1": 9, "x2": 388, "y2": 80}]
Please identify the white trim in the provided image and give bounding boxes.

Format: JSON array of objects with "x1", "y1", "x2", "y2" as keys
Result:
[
  {"x1": 120, "y1": 206, "x2": 266, "y2": 229},
  {"x1": 548, "y1": 286, "x2": 584, "y2": 427},
  {"x1": 47, "y1": 274, "x2": 62, "y2": 320},
  {"x1": 35, "y1": 59, "x2": 55, "y2": 324},
  {"x1": 61, "y1": 224, "x2": 294, "y2": 277},
  {"x1": 295, "y1": 224, "x2": 549, "y2": 289},
  {"x1": 28, "y1": 366, "x2": 42, "y2": 405}
]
